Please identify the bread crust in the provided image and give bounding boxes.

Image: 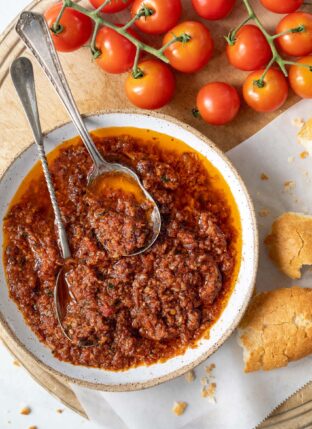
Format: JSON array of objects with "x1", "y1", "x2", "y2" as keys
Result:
[
  {"x1": 265, "y1": 212, "x2": 312, "y2": 279},
  {"x1": 238, "y1": 287, "x2": 312, "y2": 372}
]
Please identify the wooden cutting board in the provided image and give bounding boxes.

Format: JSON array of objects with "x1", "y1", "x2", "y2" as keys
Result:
[{"x1": 1, "y1": 0, "x2": 312, "y2": 427}]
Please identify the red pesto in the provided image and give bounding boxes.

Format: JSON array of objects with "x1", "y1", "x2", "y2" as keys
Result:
[{"x1": 3, "y1": 128, "x2": 241, "y2": 371}]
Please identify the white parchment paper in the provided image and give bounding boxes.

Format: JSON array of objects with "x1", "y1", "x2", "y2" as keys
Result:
[{"x1": 72, "y1": 99, "x2": 312, "y2": 429}]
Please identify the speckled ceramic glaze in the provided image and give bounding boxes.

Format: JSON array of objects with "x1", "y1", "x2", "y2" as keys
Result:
[{"x1": 0, "y1": 112, "x2": 258, "y2": 391}]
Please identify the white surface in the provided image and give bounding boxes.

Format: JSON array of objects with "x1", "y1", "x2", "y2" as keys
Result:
[
  {"x1": 0, "y1": 2, "x2": 97, "y2": 428},
  {"x1": 0, "y1": 0, "x2": 30, "y2": 32},
  {"x1": 0, "y1": 114, "x2": 257, "y2": 389},
  {"x1": 72, "y1": 100, "x2": 312, "y2": 429}
]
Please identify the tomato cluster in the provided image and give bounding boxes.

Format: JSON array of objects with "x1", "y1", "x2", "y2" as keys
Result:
[{"x1": 44, "y1": 0, "x2": 312, "y2": 126}]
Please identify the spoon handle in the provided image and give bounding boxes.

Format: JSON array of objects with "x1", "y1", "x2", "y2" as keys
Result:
[
  {"x1": 15, "y1": 11, "x2": 105, "y2": 169},
  {"x1": 10, "y1": 57, "x2": 71, "y2": 260}
]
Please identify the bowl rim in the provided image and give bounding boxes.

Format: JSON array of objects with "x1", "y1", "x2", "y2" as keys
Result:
[{"x1": 0, "y1": 109, "x2": 259, "y2": 391}]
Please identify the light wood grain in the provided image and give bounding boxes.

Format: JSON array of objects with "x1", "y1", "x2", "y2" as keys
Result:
[{"x1": 0, "y1": 0, "x2": 311, "y2": 427}]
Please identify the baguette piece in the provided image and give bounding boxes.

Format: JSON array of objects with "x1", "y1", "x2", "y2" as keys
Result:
[
  {"x1": 265, "y1": 212, "x2": 312, "y2": 279},
  {"x1": 298, "y1": 118, "x2": 312, "y2": 155},
  {"x1": 238, "y1": 287, "x2": 312, "y2": 372}
]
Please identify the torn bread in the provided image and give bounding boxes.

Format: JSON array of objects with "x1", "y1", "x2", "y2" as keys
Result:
[
  {"x1": 298, "y1": 118, "x2": 312, "y2": 155},
  {"x1": 264, "y1": 212, "x2": 312, "y2": 279},
  {"x1": 238, "y1": 287, "x2": 312, "y2": 372}
]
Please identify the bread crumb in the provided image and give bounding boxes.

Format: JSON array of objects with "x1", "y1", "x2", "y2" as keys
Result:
[
  {"x1": 205, "y1": 363, "x2": 216, "y2": 375},
  {"x1": 172, "y1": 401, "x2": 187, "y2": 416},
  {"x1": 298, "y1": 118, "x2": 312, "y2": 154},
  {"x1": 201, "y1": 376, "x2": 209, "y2": 386},
  {"x1": 28, "y1": 426, "x2": 37, "y2": 429},
  {"x1": 201, "y1": 383, "x2": 217, "y2": 402},
  {"x1": 292, "y1": 117, "x2": 305, "y2": 128},
  {"x1": 20, "y1": 407, "x2": 31, "y2": 415},
  {"x1": 288, "y1": 156, "x2": 295, "y2": 163},
  {"x1": 258, "y1": 208, "x2": 270, "y2": 218},
  {"x1": 260, "y1": 173, "x2": 269, "y2": 181},
  {"x1": 13, "y1": 360, "x2": 20, "y2": 367},
  {"x1": 184, "y1": 370, "x2": 195, "y2": 383},
  {"x1": 284, "y1": 181, "x2": 295, "y2": 192},
  {"x1": 300, "y1": 151, "x2": 309, "y2": 159},
  {"x1": 56, "y1": 409, "x2": 64, "y2": 414}
]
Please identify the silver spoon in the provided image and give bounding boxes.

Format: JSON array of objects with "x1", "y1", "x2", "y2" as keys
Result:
[
  {"x1": 10, "y1": 57, "x2": 77, "y2": 344},
  {"x1": 15, "y1": 12, "x2": 161, "y2": 345},
  {"x1": 15, "y1": 11, "x2": 161, "y2": 258}
]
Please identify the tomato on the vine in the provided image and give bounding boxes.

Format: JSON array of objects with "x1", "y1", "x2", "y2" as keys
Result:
[
  {"x1": 243, "y1": 69, "x2": 288, "y2": 112},
  {"x1": 289, "y1": 56, "x2": 312, "y2": 98},
  {"x1": 44, "y1": 3, "x2": 93, "y2": 52},
  {"x1": 95, "y1": 25, "x2": 139, "y2": 74},
  {"x1": 89, "y1": 0, "x2": 133, "y2": 13},
  {"x1": 226, "y1": 25, "x2": 272, "y2": 71},
  {"x1": 192, "y1": 0, "x2": 236, "y2": 20},
  {"x1": 196, "y1": 82, "x2": 240, "y2": 125},
  {"x1": 260, "y1": 0, "x2": 303, "y2": 14},
  {"x1": 276, "y1": 12, "x2": 312, "y2": 57},
  {"x1": 125, "y1": 60, "x2": 175, "y2": 109},
  {"x1": 131, "y1": 0, "x2": 182, "y2": 35},
  {"x1": 163, "y1": 21, "x2": 214, "y2": 73}
]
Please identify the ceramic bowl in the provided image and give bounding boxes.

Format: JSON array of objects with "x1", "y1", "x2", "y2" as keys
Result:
[{"x1": 0, "y1": 112, "x2": 258, "y2": 391}]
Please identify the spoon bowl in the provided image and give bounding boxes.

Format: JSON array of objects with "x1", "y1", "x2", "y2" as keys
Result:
[{"x1": 16, "y1": 11, "x2": 161, "y2": 259}]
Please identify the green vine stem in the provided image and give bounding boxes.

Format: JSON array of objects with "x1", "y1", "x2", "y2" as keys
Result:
[
  {"x1": 50, "y1": 0, "x2": 193, "y2": 77},
  {"x1": 51, "y1": 0, "x2": 174, "y2": 76},
  {"x1": 227, "y1": 0, "x2": 312, "y2": 85},
  {"x1": 52, "y1": 1, "x2": 67, "y2": 33},
  {"x1": 159, "y1": 33, "x2": 192, "y2": 53},
  {"x1": 94, "y1": 0, "x2": 111, "y2": 14}
]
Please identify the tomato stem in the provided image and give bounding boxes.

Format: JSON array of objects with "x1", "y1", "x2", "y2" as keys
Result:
[
  {"x1": 284, "y1": 60, "x2": 312, "y2": 71},
  {"x1": 122, "y1": 7, "x2": 154, "y2": 31},
  {"x1": 132, "y1": 47, "x2": 143, "y2": 78},
  {"x1": 90, "y1": 21, "x2": 101, "y2": 58},
  {"x1": 255, "y1": 56, "x2": 276, "y2": 87},
  {"x1": 94, "y1": 0, "x2": 112, "y2": 14},
  {"x1": 225, "y1": 16, "x2": 252, "y2": 45},
  {"x1": 51, "y1": 1, "x2": 67, "y2": 34},
  {"x1": 271, "y1": 25, "x2": 305, "y2": 40},
  {"x1": 192, "y1": 108, "x2": 201, "y2": 119},
  {"x1": 55, "y1": 0, "x2": 170, "y2": 64},
  {"x1": 159, "y1": 33, "x2": 192, "y2": 53}
]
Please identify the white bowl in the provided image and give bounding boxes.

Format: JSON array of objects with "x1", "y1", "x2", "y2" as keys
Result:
[{"x1": 0, "y1": 112, "x2": 258, "y2": 391}]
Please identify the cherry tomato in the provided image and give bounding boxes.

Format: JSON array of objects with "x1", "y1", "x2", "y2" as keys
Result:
[
  {"x1": 243, "y1": 69, "x2": 288, "y2": 112},
  {"x1": 163, "y1": 21, "x2": 214, "y2": 73},
  {"x1": 125, "y1": 60, "x2": 175, "y2": 109},
  {"x1": 192, "y1": 0, "x2": 236, "y2": 20},
  {"x1": 44, "y1": 3, "x2": 93, "y2": 52},
  {"x1": 196, "y1": 82, "x2": 240, "y2": 125},
  {"x1": 89, "y1": 0, "x2": 133, "y2": 13},
  {"x1": 276, "y1": 12, "x2": 312, "y2": 57},
  {"x1": 289, "y1": 56, "x2": 312, "y2": 98},
  {"x1": 260, "y1": 0, "x2": 303, "y2": 14},
  {"x1": 226, "y1": 25, "x2": 272, "y2": 71},
  {"x1": 95, "y1": 26, "x2": 139, "y2": 74},
  {"x1": 131, "y1": 0, "x2": 182, "y2": 35}
]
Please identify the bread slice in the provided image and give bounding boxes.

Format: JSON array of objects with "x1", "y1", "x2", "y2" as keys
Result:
[
  {"x1": 265, "y1": 212, "x2": 312, "y2": 279},
  {"x1": 238, "y1": 287, "x2": 312, "y2": 372},
  {"x1": 298, "y1": 118, "x2": 312, "y2": 155}
]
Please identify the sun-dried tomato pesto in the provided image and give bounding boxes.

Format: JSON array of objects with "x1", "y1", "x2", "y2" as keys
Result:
[{"x1": 3, "y1": 128, "x2": 241, "y2": 370}]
